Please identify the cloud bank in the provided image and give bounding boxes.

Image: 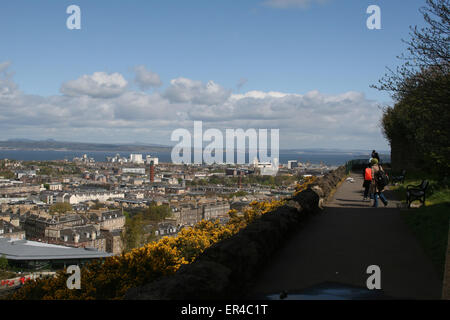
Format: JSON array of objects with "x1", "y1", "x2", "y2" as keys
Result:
[
  {"x1": 0, "y1": 61, "x2": 386, "y2": 149},
  {"x1": 60, "y1": 72, "x2": 128, "y2": 98}
]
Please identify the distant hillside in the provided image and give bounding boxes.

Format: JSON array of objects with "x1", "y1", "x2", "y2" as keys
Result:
[
  {"x1": 0, "y1": 139, "x2": 172, "y2": 153},
  {"x1": 281, "y1": 148, "x2": 390, "y2": 155}
]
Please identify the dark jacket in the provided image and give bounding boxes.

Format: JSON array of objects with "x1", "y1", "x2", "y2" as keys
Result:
[{"x1": 371, "y1": 152, "x2": 380, "y2": 162}]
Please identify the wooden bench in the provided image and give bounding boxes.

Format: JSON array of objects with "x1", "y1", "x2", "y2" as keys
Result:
[
  {"x1": 406, "y1": 180, "x2": 429, "y2": 208},
  {"x1": 391, "y1": 169, "x2": 406, "y2": 184}
]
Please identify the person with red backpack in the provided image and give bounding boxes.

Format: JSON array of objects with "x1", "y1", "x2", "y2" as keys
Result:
[{"x1": 363, "y1": 164, "x2": 372, "y2": 201}]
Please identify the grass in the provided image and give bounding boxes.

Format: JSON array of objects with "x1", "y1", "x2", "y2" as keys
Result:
[{"x1": 390, "y1": 173, "x2": 450, "y2": 279}]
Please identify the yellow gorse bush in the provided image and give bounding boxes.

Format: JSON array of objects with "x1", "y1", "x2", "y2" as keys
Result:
[
  {"x1": 9, "y1": 183, "x2": 315, "y2": 300},
  {"x1": 294, "y1": 176, "x2": 317, "y2": 196}
]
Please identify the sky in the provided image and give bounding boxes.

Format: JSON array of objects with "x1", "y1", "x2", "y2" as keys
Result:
[{"x1": 0, "y1": 0, "x2": 428, "y2": 151}]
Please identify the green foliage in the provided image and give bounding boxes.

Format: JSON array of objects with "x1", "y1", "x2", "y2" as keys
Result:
[
  {"x1": 375, "y1": 0, "x2": 450, "y2": 174},
  {"x1": 122, "y1": 214, "x2": 145, "y2": 252},
  {"x1": 381, "y1": 72, "x2": 450, "y2": 173},
  {"x1": 0, "y1": 170, "x2": 14, "y2": 179},
  {"x1": 144, "y1": 203, "x2": 172, "y2": 221},
  {"x1": 392, "y1": 172, "x2": 450, "y2": 279},
  {"x1": 122, "y1": 210, "x2": 130, "y2": 219},
  {"x1": 121, "y1": 204, "x2": 173, "y2": 252},
  {"x1": 392, "y1": 175, "x2": 449, "y2": 207},
  {"x1": 49, "y1": 202, "x2": 72, "y2": 215},
  {"x1": 372, "y1": 0, "x2": 450, "y2": 173},
  {"x1": 0, "y1": 255, "x2": 8, "y2": 271}
]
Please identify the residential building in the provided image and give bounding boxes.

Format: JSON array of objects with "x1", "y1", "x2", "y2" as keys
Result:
[
  {"x1": 0, "y1": 220, "x2": 25, "y2": 240},
  {"x1": 202, "y1": 201, "x2": 230, "y2": 220},
  {"x1": 56, "y1": 191, "x2": 125, "y2": 204},
  {"x1": 87, "y1": 210, "x2": 125, "y2": 231},
  {"x1": 103, "y1": 229, "x2": 123, "y2": 255}
]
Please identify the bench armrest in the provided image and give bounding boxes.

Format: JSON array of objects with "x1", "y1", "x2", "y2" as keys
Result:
[{"x1": 407, "y1": 184, "x2": 422, "y2": 190}]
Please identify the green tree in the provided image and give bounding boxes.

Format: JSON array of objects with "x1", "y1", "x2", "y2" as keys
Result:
[
  {"x1": 144, "y1": 204, "x2": 172, "y2": 221},
  {"x1": 122, "y1": 214, "x2": 145, "y2": 251},
  {"x1": 0, "y1": 255, "x2": 8, "y2": 271},
  {"x1": 49, "y1": 202, "x2": 73, "y2": 215},
  {"x1": 381, "y1": 72, "x2": 450, "y2": 172},
  {"x1": 374, "y1": 0, "x2": 450, "y2": 173},
  {"x1": 0, "y1": 170, "x2": 14, "y2": 179}
]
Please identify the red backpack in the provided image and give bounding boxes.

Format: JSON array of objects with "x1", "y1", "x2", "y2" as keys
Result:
[{"x1": 364, "y1": 168, "x2": 372, "y2": 181}]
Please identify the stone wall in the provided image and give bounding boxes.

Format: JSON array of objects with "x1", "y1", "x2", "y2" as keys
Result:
[{"x1": 125, "y1": 166, "x2": 347, "y2": 300}]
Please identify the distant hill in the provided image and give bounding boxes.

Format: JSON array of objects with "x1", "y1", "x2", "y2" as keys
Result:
[
  {"x1": 0, "y1": 139, "x2": 172, "y2": 153},
  {"x1": 281, "y1": 148, "x2": 390, "y2": 155}
]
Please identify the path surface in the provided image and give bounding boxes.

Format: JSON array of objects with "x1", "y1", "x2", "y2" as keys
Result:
[{"x1": 247, "y1": 173, "x2": 442, "y2": 299}]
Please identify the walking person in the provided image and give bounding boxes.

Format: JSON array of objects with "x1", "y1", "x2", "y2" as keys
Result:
[
  {"x1": 363, "y1": 164, "x2": 372, "y2": 201},
  {"x1": 371, "y1": 150, "x2": 380, "y2": 164},
  {"x1": 370, "y1": 158, "x2": 388, "y2": 207}
]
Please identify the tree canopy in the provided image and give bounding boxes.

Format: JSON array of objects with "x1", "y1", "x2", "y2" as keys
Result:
[
  {"x1": 375, "y1": 0, "x2": 449, "y2": 173},
  {"x1": 49, "y1": 202, "x2": 73, "y2": 215}
]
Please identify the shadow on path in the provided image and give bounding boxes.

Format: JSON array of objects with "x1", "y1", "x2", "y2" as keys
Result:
[{"x1": 246, "y1": 173, "x2": 442, "y2": 300}]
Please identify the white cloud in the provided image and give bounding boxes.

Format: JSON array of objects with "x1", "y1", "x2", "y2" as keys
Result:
[
  {"x1": 133, "y1": 65, "x2": 162, "y2": 90},
  {"x1": 164, "y1": 77, "x2": 231, "y2": 105},
  {"x1": 60, "y1": 72, "x2": 128, "y2": 98}
]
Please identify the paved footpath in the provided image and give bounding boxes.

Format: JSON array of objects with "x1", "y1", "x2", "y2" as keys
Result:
[{"x1": 247, "y1": 173, "x2": 442, "y2": 299}]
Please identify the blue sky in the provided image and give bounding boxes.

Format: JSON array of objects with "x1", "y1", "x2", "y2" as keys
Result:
[{"x1": 0, "y1": 0, "x2": 428, "y2": 150}]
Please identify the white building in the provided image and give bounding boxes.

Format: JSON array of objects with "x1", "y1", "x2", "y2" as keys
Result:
[
  {"x1": 253, "y1": 157, "x2": 279, "y2": 176},
  {"x1": 106, "y1": 154, "x2": 128, "y2": 163},
  {"x1": 259, "y1": 158, "x2": 279, "y2": 176},
  {"x1": 56, "y1": 192, "x2": 125, "y2": 205},
  {"x1": 146, "y1": 155, "x2": 159, "y2": 165},
  {"x1": 287, "y1": 160, "x2": 298, "y2": 169},
  {"x1": 15, "y1": 170, "x2": 37, "y2": 179},
  {"x1": 129, "y1": 154, "x2": 144, "y2": 164},
  {"x1": 48, "y1": 183, "x2": 63, "y2": 191}
]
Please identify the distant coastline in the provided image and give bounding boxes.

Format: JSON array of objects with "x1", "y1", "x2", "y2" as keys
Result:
[
  {"x1": 0, "y1": 139, "x2": 172, "y2": 153},
  {"x1": 0, "y1": 139, "x2": 389, "y2": 154},
  {"x1": 0, "y1": 139, "x2": 390, "y2": 165}
]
